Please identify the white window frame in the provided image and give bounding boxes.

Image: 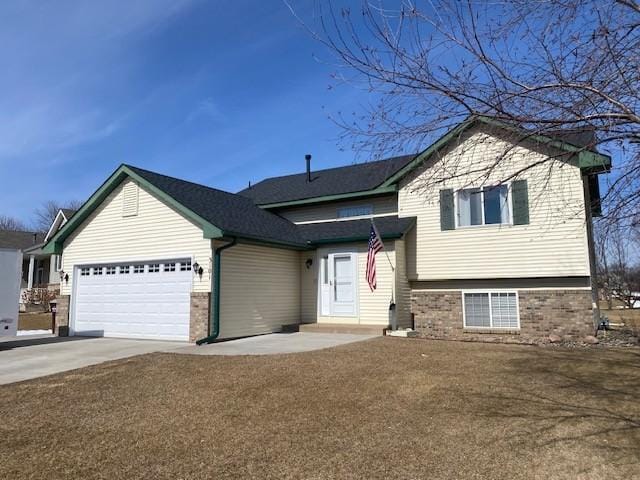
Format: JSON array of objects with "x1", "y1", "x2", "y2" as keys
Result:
[
  {"x1": 455, "y1": 184, "x2": 512, "y2": 228},
  {"x1": 462, "y1": 290, "x2": 520, "y2": 329}
]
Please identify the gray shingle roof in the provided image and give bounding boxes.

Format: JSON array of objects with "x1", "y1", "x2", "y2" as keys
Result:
[
  {"x1": 239, "y1": 154, "x2": 416, "y2": 205},
  {"x1": 0, "y1": 230, "x2": 44, "y2": 250},
  {"x1": 125, "y1": 167, "x2": 416, "y2": 248},
  {"x1": 297, "y1": 216, "x2": 416, "y2": 245},
  {"x1": 126, "y1": 166, "x2": 308, "y2": 247}
]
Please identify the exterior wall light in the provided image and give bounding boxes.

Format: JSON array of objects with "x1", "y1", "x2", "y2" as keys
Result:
[{"x1": 305, "y1": 258, "x2": 313, "y2": 269}]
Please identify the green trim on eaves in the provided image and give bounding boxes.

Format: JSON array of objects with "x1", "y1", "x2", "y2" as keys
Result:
[
  {"x1": 309, "y1": 233, "x2": 403, "y2": 246},
  {"x1": 258, "y1": 185, "x2": 397, "y2": 209},
  {"x1": 381, "y1": 116, "x2": 612, "y2": 188},
  {"x1": 42, "y1": 165, "x2": 226, "y2": 255},
  {"x1": 307, "y1": 217, "x2": 416, "y2": 246}
]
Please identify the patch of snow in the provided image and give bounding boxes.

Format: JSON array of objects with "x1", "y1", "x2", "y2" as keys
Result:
[{"x1": 17, "y1": 329, "x2": 52, "y2": 336}]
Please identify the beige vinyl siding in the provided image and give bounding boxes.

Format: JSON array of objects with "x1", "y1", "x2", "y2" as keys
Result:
[
  {"x1": 394, "y1": 239, "x2": 412, "y2": 328},
  {"x1": 61, "y1": 179, "x2": 212, "y2": 295},
  {"x1": 275, "y1": 195, "x2": 397, "y2": 224},
  {"x1": 300, "y1": 251, "x2": 318, "y2": 323},
  {"x1": 316, "y1": 243, "x2": 396, "y2": 325},
  {"x1": 399, "y1": 130, "x2": 590, "y2": 280},
  {"x1": 218, "y1": 243, "x2": 300, "y2": 339}
]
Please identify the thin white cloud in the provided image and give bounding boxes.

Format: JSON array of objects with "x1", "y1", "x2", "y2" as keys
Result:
[
  {"x1": 0, "y1": 0, "x2": 197, "y2": 160},
  {"x1": 186, "y1": 98, "x2": 226, "y2": 124}
]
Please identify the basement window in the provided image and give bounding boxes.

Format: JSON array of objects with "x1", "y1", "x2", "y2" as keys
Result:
[{"x1": 463, "y1": 292, "x2": 519, "y2": 329}]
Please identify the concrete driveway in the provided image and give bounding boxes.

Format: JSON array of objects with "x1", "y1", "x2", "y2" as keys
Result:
[
  {"x1": 175, "y1": 332, "x2": 377, "y2": 356},
  {"x1": 0, "y1": 335, "x2": 185, "y2": 385},
  {"x1": 0, "y1": 333, "x2": 376, "y2": 385}
]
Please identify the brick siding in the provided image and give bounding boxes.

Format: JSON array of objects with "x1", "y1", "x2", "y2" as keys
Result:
[
  {"x1": 54, "y1": 295, "x2": 70, "y2": 335},
  {"x1": 411, "y1": 289, "x2": 595, "y2": 342},
  {"x1": 190, "y1": 292, "x2": 210, "y2": 342}
]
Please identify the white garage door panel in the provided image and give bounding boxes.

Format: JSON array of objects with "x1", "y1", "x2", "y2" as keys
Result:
[{"x1": 73, "y1": 261, "x2": 192, "y2": 341}]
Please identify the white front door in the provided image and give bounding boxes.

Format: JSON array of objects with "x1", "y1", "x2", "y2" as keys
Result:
[
  {"x1": 318, "y1": 252, "x2": 358, "y2": 317},
  {"x1": 72, "y1": 259, "x2": 192, "y2": 341}
]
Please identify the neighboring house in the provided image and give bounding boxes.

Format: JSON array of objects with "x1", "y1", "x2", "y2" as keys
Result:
[
  {"x1": 43, "y1": 117, "x2": 610, "y2": 342},
  {"x1": 0, "y1": 230, "x2": 44, "y2": 288},
  {"x1": 22, "y1": 209, "x2": 76, "y2": 291}
]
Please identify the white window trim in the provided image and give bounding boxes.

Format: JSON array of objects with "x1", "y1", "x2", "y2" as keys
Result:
[
  {"x1": 461, "y1": 290, "x2": 520, "y2": 329},
  {"x1": 454, "y1": 184, "x2": 513, "y2": 229}
]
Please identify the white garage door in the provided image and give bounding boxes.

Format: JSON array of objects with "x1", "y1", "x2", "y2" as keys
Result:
[{"x1": 72, "y1": 259, "x2": 193, "y2": 341}]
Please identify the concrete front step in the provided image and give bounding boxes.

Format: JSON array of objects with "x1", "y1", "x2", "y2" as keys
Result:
[{"x1": 296, "y1": 323, "x2": 386, "y2": 336}]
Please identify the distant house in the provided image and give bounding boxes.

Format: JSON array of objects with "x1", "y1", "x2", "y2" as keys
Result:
[
  {"x1": 43, "y1": 117, "x2": 610, "y2": 342},
  {"x1": 21, "y1": 209, "x2": 76, "y2": 291}
]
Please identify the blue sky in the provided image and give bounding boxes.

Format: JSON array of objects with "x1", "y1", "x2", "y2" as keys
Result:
[{"x1": 1, "y1": 0, "x2": 365, "y2": 224}]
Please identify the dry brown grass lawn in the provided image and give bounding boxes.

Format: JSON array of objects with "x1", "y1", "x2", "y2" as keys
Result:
[
  {"x1": 18, "y1": 312, "x2": 52, "y2": 330},
  {"x1": 1, "y1": 338, "x2": 639, "y2": 480}
]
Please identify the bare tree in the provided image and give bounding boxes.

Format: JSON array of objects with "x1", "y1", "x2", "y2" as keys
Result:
[
  {"x1": 297, "y1": 0, "x2": 640, "y2": 227},
  {"x1": 595, "y1": 219, "x2": 640, "y2": 308},
  {"x1": 0, "y1": 215, "x2": 27, "y2": 231},
  {"x1": 33, "y1": 200, "x2": 83, "y2": 233}
]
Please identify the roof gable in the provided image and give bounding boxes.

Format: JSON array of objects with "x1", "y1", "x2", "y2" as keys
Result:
[
  {"x1": 43, "y1": 165, "x2": 307, "y2": 254},
  {"x1": 381, "y1": 116, "x2": 612, "y2": 188}
]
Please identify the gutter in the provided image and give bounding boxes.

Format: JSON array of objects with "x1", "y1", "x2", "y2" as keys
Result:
[{"x1": 196, "y1": 237, "x2": 237, "y2": 345}]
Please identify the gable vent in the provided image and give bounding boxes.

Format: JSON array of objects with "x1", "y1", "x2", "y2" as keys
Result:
[{"x1": 122, "y1": 181, "x2": 139, "y2": 217}]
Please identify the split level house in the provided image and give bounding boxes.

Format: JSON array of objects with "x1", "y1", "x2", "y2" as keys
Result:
[{"x1": 43, "y1": 117, "x2": 610, "y2": 343}]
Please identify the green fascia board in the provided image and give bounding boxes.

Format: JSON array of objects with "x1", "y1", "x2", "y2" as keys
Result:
[
  {"x1": 41, "y1": 165, "x2": 225, "y2": 255},
  {"x1": 258, "y1": 185, "x2": 397, "y2": 209},
  {"x1": 381, "y1": 116, "x2": 612, "y2": 188},
  {"x1": 307, "y1": 217, "x2": 416, "y2": 246},
  {"x1": 308, "y1": 233, "x2": 403, "y2": 246},
  {"x1": 223, "y1": 232, "x2": 310, "y2": 250}
]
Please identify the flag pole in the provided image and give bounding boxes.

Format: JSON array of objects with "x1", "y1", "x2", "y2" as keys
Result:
[
  {"x1": 371, "y1": 218, "x2": 395, "y2": 305},
  {"x1": 371, "y1": 218, "x2": 394, "y2": 272}
]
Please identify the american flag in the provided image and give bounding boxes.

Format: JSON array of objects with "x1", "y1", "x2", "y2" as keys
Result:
[{"x1": 366, "y1": 223, "x2": 383, "y2": 291}]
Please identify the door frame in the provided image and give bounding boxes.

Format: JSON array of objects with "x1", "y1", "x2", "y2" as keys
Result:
[{"x1": 316, "y1": 248, "x2": 359, "y2": 318}]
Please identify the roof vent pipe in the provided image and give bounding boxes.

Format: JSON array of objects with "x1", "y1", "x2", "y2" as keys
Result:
[{"x1": 305, "y1": 154, "x2": 312, "y2": 182}]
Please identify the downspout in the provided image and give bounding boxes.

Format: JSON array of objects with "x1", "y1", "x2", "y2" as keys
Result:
[{"x1": 196, "y1": 237, "x2": 237, "y2": 345}]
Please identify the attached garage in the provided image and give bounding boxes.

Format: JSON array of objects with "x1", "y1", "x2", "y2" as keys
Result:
[
  {"x1": 72, "y1": 259, "x2": 192, "y2": 341},
  {"x1": 44, "y1": 164, "x2": 306, "y2": 343}
]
